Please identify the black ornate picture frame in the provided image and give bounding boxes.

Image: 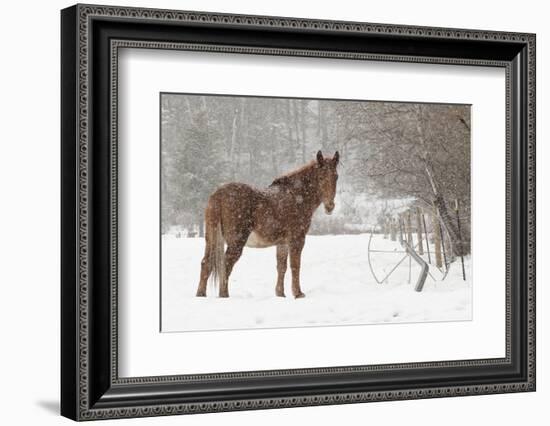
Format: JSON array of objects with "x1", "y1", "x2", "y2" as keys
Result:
[{"x1": 61, "y1": 3, "x2": 536, "y2": 421}]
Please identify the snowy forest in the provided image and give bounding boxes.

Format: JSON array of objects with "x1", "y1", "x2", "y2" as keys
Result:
[{"x1": 160, "y1": 93, "x2": 471, "y2": 256}]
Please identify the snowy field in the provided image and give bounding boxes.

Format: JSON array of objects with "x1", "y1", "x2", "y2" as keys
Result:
[{"x1": 161, "y1": 233, "x2": 472, "y2": 332}]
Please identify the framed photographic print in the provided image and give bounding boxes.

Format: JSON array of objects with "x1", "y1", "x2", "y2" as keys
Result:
[{"x1": 61, "y1": 4, "x2": 536, "y2": 421}]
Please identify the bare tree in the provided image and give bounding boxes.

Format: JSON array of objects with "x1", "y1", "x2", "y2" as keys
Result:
[{"x1": 337, "y1": 102, "x2": 470, "y2": 255}]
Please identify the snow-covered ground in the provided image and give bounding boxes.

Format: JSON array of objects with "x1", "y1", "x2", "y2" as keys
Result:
[{"x1": 161, "y1": 233, "x2": 472, "y2": 332}]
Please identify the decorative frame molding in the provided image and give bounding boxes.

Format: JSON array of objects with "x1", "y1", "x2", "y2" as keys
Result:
[{"x1": 61, "y1": 3, "x2": 535, "y2": 421}]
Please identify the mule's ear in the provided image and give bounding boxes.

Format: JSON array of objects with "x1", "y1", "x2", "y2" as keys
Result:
[
  {"x1": 316, "y1": 150, "x2": 324, "y2": 166},
  {"x1": 334, "y1": 151, "x2": 340, "y2": 164}
]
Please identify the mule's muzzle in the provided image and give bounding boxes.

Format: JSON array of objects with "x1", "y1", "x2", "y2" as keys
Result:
[{"x1": 324, "y1": 201, "x2": 335, "y2": 215}]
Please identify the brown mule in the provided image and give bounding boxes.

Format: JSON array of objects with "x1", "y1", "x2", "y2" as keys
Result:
[{"x1": 196, "y1": 150, "x2": 339, "y2": 298}]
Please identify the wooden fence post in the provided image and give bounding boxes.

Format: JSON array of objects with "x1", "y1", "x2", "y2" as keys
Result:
[
  {"x1": 406, "y1": 210, "x2": 413, "y2": 246},
  {"x1": 390, "y1": 218, "x2": 397, "y2": 241},
  {"x1": 432, "y1": 208, "x2": 443, "y2": 268},
  {"x1": 416, "y1": 207, "x2": 424, "y2": 255},
  {"x1": 399, "y1": 214, "x2": 404, "y2": 246},
  {"x1": 422, "y1": 212, "x2": 431, "y2": 264},
  {"x1": 455, "y1": 199, "x2": 466, "y2": 280},
  {"x1": 439, "y1": 221, "x2": 448, "y2": 271}
]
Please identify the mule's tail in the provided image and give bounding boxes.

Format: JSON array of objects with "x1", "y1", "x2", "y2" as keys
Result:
[{"x1": 206, "y1": 199, "x2": 225, "y2": 293}]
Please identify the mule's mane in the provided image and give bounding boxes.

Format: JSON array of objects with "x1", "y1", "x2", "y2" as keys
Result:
[{"x1": 269, "y1": 160, "x2": 318, "y2": 187}]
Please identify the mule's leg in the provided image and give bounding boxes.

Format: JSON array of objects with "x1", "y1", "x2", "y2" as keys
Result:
[
  {"x1": 289, "y1": 236, "x2": 306, "y2": 299},
  {"x1": 275, "y1": 244, "x2": 288, "y2": 297},
  {"x1": 197, "y1": 244, "x2": 212, "y2": 297},
  {"x1": 196, "y1": 195, "x2": 221, "y2": 297},
  {"x1": 219, "y1": 238, "x2": 247, "y2": 298},
  {"x1": 196, "y1": 240, "x2": 212, "y2": 297}
]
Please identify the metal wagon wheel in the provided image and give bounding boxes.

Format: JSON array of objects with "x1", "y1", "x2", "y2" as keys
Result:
[{"x1": 367, "y1": 213, "x2": 455, "y2": 289}]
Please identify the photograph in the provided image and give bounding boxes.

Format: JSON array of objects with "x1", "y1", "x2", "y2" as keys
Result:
[
  {"x1": 58, "y1": 3, "x2": 536, "y2": 421},
  {"x1": 160, "y1": 93, "x2": 472, "y2": 332}
]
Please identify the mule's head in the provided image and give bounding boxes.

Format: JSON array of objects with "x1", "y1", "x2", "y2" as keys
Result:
[{"x1": 316, "y1": 150, "x2": 340, "y2": 215}]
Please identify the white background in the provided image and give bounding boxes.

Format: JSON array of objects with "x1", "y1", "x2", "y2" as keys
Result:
[
  {"x1": 119, "y1": 49, "x2": 505, "y2": 377},
  {"x1": 0, "y1": 0, "x2": 547, "y2": 425}
]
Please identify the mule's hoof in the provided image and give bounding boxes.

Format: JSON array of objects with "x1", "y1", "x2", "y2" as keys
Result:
[
  {"x1": 219, "y1": 293, "x2": 229, "y2": 298},
  {"x1": 294, "y1": 292, "x2": 306, "y2": 299},
  {"x1": 276, "y1": 292, "x2": 286, "y2": 298},
  {"x1": 196, "y1": 291, "x2": 206, "y2": 297}
]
